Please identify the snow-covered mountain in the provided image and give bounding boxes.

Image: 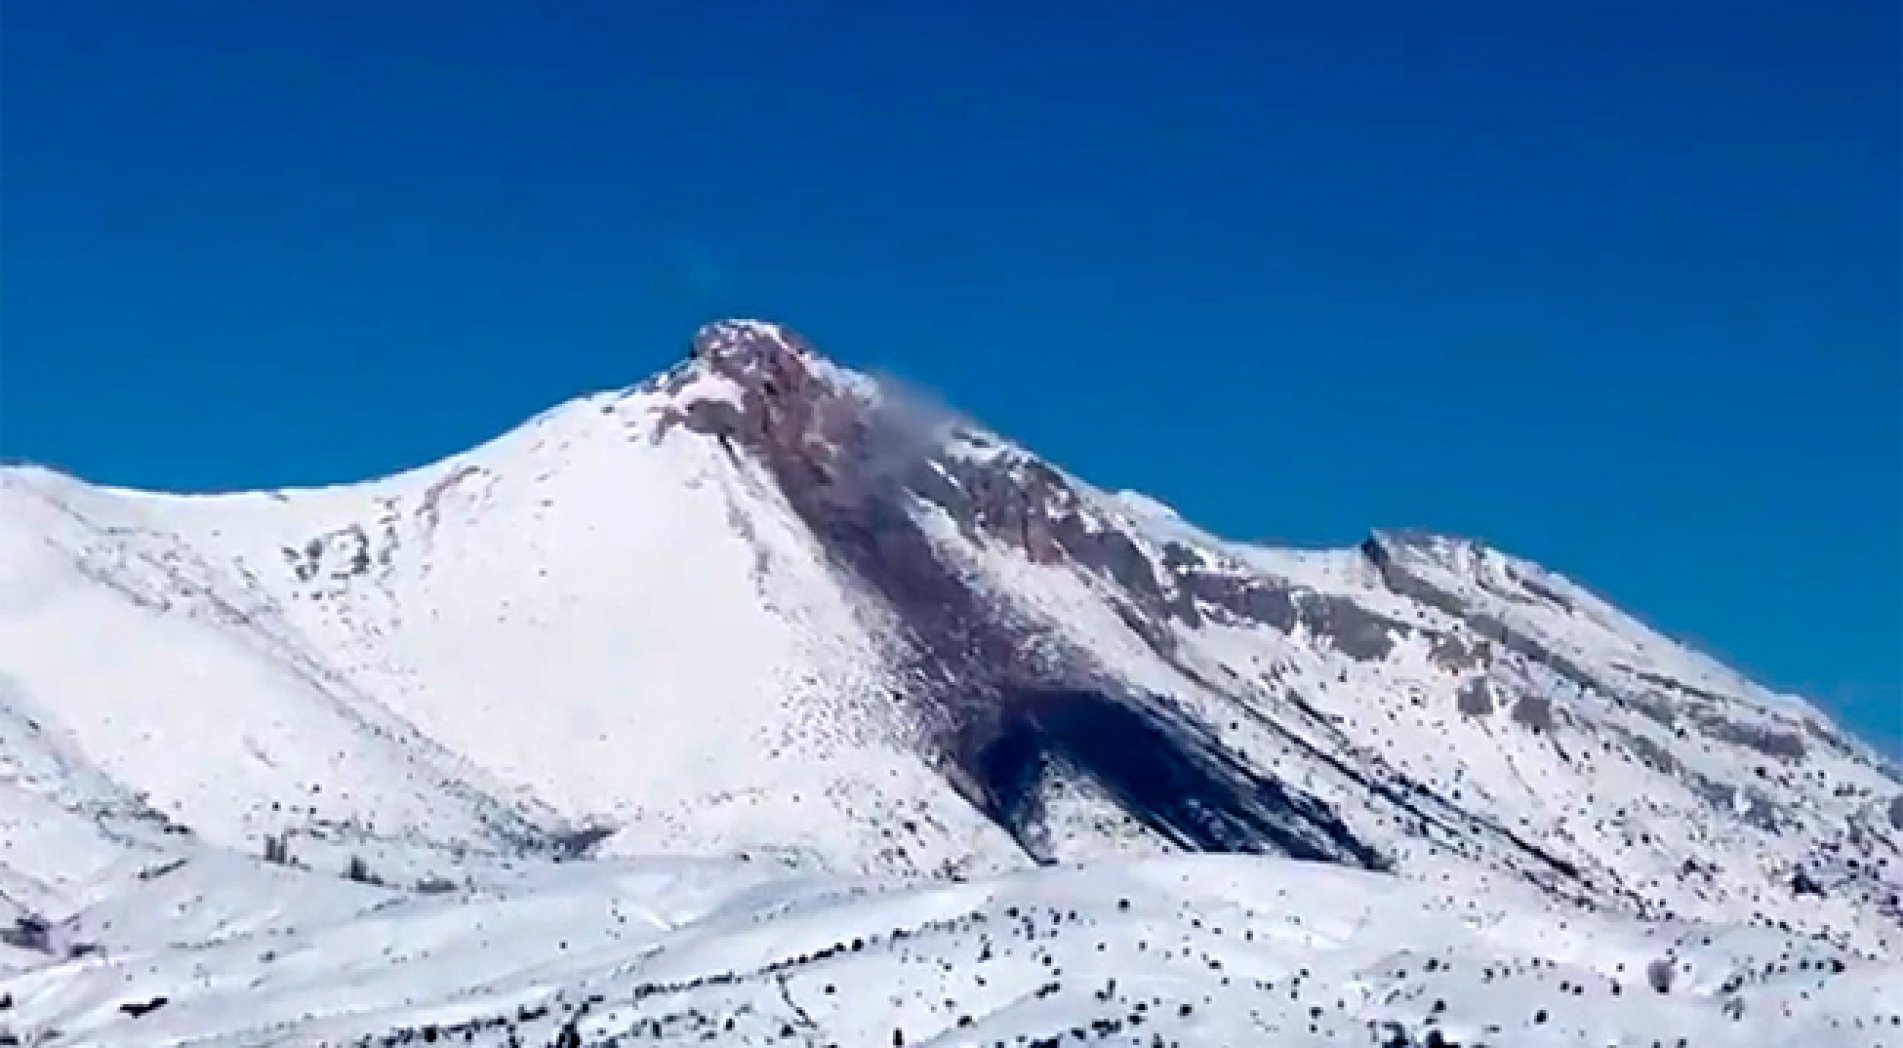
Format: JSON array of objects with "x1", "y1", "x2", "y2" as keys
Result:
[{"x1": 2, "y1": 319, "x2": 1898, "y2": 1045}]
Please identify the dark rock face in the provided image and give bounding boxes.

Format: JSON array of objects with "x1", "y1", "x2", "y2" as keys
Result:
[
  {"x1": 1360, "y1": 535, "x2": 1470, "y2": 620},
  {"x1": 1363, "y1": 534, "x2": 1608, "y2": 691},
  {"x1": 1456, "y1": 679, "x2": 1495, "y2": 716},
  {"x1": 1430, "y1": 634, "x2": 1488, "y2": 674},
  {"x1": 0, "y1": 915, "x2": 50, "y2": 954},
  {"x1": 1627, "y1": 691, "x2": 1678, "y2": 729},
  {"x1": 1632, "y1": 672, "x2": 1809, "y2": 761},
  {"x1": 1177, "y1": 569, "x2": 1295, "y2": 632},
  {"x1": 1302, "y1": 594, "x2": 1401, "y2": 661},
  {"x1": 1691, "y1": 713, "x2": 1807, "y2": 762},
  {"x1": 970, "y1": 687, "x2": 1386, "y2": 867},
  {"x1": 1511, "y1": 567, "x2": 1577, "y2": 612},
  {"x1": 918, "y1": 426, "x2": 1413, "y2": 664},
  {"x1": 672, "y1": 321, "x2": 1386, "y2": 869},
  {"x1": 655, "y1": 322, "x2": 1891, "y2": 912},
  {"x1": 1512, "y1": 695, "x2": 1555, "y2": 733},
  {"x1": 1617, "y1": 728, "x2": 1682, "y2": 775},
  {"x1": 1467, "y1": 613, "x2": 1602, "y2": 695}
]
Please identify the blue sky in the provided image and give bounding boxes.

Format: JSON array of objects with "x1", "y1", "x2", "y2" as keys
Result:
[{"x1": 3, "y1": 2, "x2": 1897, "y2": 751}]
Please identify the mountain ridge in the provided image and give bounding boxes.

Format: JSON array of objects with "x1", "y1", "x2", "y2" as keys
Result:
[
  {"x1": 4, "y1": 319, "x2": 1901, "y2": 1044},
  {"x1": 2, "y1": 318, "x2": 1897, "y2": 930}
]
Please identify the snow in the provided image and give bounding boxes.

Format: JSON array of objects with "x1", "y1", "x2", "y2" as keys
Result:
[
  {"x1": 5, "y1": 850, "x2": 1896, "y2": 1046},
  {"x1": 2, "y1": 328, "x2": 1899, "y2": 1044}
]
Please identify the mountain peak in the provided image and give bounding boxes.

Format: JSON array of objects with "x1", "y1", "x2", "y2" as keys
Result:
[
  {"x1": 690, "y1": 318, "x2": 816, "y2": 372},
  {"x1": 654, "y1": 318, "x2": 854, "y2": 457},
  {"x1": 7, "y1": 321, "x2": 1901, "y2": 1045}
]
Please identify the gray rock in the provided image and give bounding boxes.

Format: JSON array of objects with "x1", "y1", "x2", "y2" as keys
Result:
[
  {"x1": 1456, "y1": 678, "x2": 1495, "y2": 716},
  {"x1": 1512, "y1": 695, "x2": 1555, "y2": 733}
]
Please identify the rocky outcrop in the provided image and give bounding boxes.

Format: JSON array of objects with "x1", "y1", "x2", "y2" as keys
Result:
[
  {"x1": 641, "y1": 322, "x2": 1901, "y2": 925},
  {"x1": 661, "y1": 320, "x2": 1389, "y2": 868}
]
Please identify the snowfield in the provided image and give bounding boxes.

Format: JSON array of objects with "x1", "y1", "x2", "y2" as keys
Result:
[
  {"x1": 7, "y1": 849, "x2": 1899, "y2": 1047},
  {"x1": 1, "y1": 320, "x2": 1898, "y2": 1045}
]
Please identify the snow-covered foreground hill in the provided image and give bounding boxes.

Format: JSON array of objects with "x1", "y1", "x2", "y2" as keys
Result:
[
  {"x1": 2, "y1": 319, "x2": 1899, "y2": 1044},
  {"x1": 8, "y1": 847, "x2": 1899, "y2": 1047}
]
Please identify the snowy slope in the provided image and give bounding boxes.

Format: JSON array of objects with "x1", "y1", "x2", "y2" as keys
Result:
[
  {"x1": 0, "y1": 361, "x2": 1020, "y2": 880},
  {"x1": 5, "y1": 849, "x2": 1898, "y2": 1047},
  {"x1": 1, "y1": 319, "x2": 1898, "y2": 1044}
]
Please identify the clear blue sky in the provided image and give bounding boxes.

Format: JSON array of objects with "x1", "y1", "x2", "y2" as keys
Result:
[{"x1": 3, "y1": 2, "x2": 1897, "y2": 751}]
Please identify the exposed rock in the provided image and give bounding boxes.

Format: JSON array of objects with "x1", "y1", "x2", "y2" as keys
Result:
[
  {"x1": 1511, "y1": 695, "x2": 1555, "y2": 733},
  {"x1": 1302, "y1": 594, "x2": 1400, "y2": 661},
  {"x1": 1791, "y1": 868, "x2": 1826, "y2": 897},
  {"x1": 1456, "y1": 679, "x2": 1495, "y2": 717},
  {"x1": 1510, "y1": 567, "x2": 1577, "y2": 612},
  {"x1": 972, "y1": 688, "x2": 1386, "y2": 868},
  {"x1": 1180, "y1": 571, "x2": 1296, "y2": 633},
  {"x1": 1359, "y1": 534, "x2": 1469, "y2": 619},
  {"x1": 1430, "y1": 634, "x2": 1487, "y2": 674},
  {"x1": 1689, "y1": 712, "x2": 1807, "y2": 762},
  {"x1": 666, "y1": 320, "x2": 1383, "y2": 866}
]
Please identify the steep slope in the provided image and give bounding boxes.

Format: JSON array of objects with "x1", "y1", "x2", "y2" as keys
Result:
[
  {"x1": 1, "y1": 319, "x2": 1897, "y2": 965},
  {"x1": 0, "y1": 345, "x2": 1019, "y2": 881}
]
